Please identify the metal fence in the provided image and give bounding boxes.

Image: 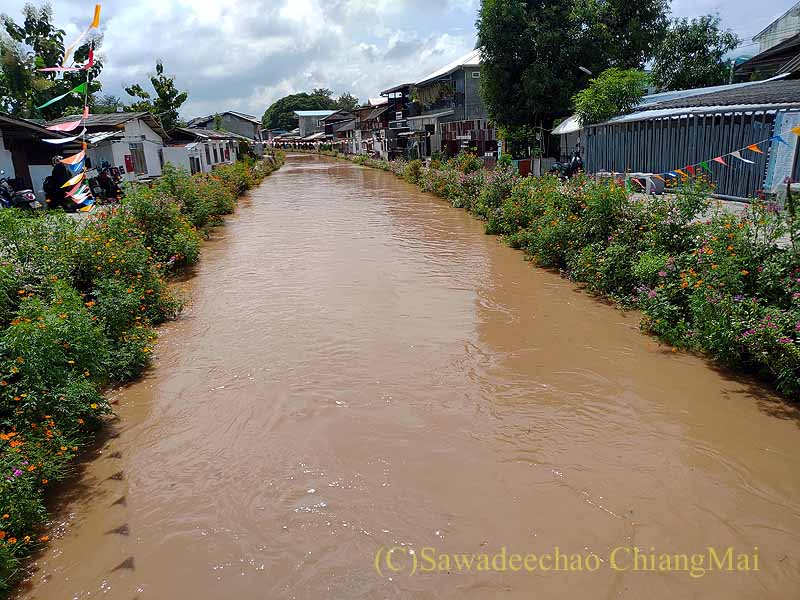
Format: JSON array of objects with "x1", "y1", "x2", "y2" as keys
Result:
[{"x1": 585, "y1": 111, "x2": 780, "y2": 199}]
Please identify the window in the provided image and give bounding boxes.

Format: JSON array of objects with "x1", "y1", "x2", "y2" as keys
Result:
[
  {"x1": 213, "y1": 146, "x2": 219, "y2": 163},
  {"x1": 158, "y1": 148, "x2": 164, "y2": 169},
  {"x1": 472, "y1": 71, "x2": 480, "y2": 78},
  {"x1": 189, "y1": 156, "x2": 201, "y2": 175},
  {"x1": 205, "y1": 145, "x2": 211, "y2": 166},
  {"x1": 129, "y1": 142, "x2": 147, "y2": 175}
]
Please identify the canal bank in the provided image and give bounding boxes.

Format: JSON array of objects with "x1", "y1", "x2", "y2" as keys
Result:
[{"x1": 19, "y1": 155, "x2": 800, "y2": 600}]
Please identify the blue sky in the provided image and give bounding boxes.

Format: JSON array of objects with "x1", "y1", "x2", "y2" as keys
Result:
[{"x1": 1, "y1": 0, "x2": 795, "y2": 120}]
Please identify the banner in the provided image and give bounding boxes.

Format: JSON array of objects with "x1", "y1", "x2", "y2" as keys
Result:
[{"x1": 35, "y1": 82, "x2": 87, "y2": 110}]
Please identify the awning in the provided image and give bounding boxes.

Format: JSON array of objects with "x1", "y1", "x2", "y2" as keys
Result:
[
  {"x1": 552, "y1": 115, "x2": 582, "y2": 135},
  {"x1": 407, "y1": 110, "x2": 454, "y2": 121}
]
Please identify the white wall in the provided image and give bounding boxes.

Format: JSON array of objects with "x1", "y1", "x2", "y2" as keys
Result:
[
  {"x1": 123, "y1": 119, "x2": 164, "y2": 178},
  {"x1": 163, "y1": 146, "x2": 191, "y2": 172}
]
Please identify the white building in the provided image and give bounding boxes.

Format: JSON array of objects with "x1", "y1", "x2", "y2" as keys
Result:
[
  {"x1": 755, "y1": 2, "x2": 800, "y2": 53},
  {"x1": 47, "y1": 112, "x2": 167, "y2": 182},
  {"x1": 163, "y1": 128, "x2": 243, "y2": 174}
]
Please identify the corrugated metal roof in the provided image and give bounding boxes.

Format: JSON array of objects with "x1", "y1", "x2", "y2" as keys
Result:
[
  {"x1": 600, "y1": 103, "x2": 800, "y2": 126},
  {"x1": 642, "y1": 79, "x2": 800, "y2": 110},
  {"x1": 294, "y1": 110, "x2": 337, "y2": 117},
  {"x1": 416, "y1": 49, "x2": 481, "y2": 86},
  {"x1": 47, "y1": 112, "x2": 168, "y2": 139}
]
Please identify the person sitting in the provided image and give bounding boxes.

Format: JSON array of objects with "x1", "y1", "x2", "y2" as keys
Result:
[{"x1": 46, "y1": 155, "x2": 76, "y2": 212}]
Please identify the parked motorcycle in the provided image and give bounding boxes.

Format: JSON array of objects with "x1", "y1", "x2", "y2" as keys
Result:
[
  {"x1": 0, "y1": 171, "x2": 43, "y2": 212},
  {"x1": 88, "y1": 162, "x2": 124, "y2": 204},
  {"x1": 548, "y1": 150, "x2": 584, "y2": 180}
]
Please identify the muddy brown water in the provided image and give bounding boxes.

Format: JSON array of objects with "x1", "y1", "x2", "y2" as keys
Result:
[{"x1": 18, "y1": 155, "x2": 800, "y2": 599}]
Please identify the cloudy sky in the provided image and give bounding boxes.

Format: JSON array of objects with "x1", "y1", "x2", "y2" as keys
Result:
[{"x1": 2, "y1": 0, "x2": 795, "y2": 121}]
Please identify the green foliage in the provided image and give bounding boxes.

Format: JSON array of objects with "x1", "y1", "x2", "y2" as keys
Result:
[
  {"x1": 0, "y1": 154, "x2": 284, "y2": 594},
  {"x1": 650, "y1": 15, "x2": 739, "y2": 91},
  {"x1": 1, "y1": 4, "x2": 103, "y2": 119},
  {"x1": 124, "y1": 60, "x2": 187, "y2": 131},
  {"x1": 573, "y1": 68, "x2": 649, "y2": 125},
  {"x1": 334, "y1": 92, "x2": 359, "y2": 111},
  {"x1": 476, "y1": 0, "x2": 668, "y2": 129},
  {"x1": 261, "y1": 91, "x2": 337, "y2": 131}
]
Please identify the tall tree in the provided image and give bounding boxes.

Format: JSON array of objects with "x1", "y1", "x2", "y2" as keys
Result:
[
  {"x1": 572, "y1": 68, "x2": 649, "y2": 125},
  {"x1": 476, "y1": 0, "x2": 668, "y2": 131},
  {"x1": 650, "y1": 16, "x2": 739, "y2": 91},
  {"x1": 124, "y1": 60, "x2": 187, "y2": 131},
  {"x1": 334, "y1": 92, "x2": 359, "y2": 111},
  {"x1": 261, "y1": 91, "x2": 337, "y2": 131},
  {"x1": 92, "y1": 92, "x2": 122, "y2": 113},
  {"x1": 0, "y1": 3, "x2": 102, "y2": 119}
]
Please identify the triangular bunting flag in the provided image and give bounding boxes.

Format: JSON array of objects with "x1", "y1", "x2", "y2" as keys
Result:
[
  {"x1": 61, "y1": 171, "x2": 85, "y2": 188},
  {"x1": 36, "y1": 83, "x2": 87, "y2": 110},
  {"x1": 652, "y1": 174, "x2": 665, "y2": 182},
  {"x1": 771, "y1": 135, "x2": 789, "y2": 146},
  {"x1": 61, "y1": 150, "x2": 86, "y2": 165},
  {"x1": 792, "y1": 126, "x2": 800, "y2": 136},
  {"x1": 730, "y1": 150, "x2": 755, "y2": 165},
  {"x1": 64, "y1": 181, "x2": 84, "y2": 198},
  {"x1": 43, "y1": 128, "x2": 86, "y2": 144},
  {"x1": 667, "y1": 171, "x2": 678, "y2": 177},
  {"x1": 47, "y1": 119, "x2": 83, "y2": 132},
  {"x1": 675, "y1": 169, "x2": 687, "y2": 177},
  {"x1": 699, "y1": 161, "x2": 711, "y2": 172},
  {"x1": 746, "y1": 144, "x2": 764, "y2": 154},
  {"x1": 686, "y1": 165, "x2": 695, "y2": 176},
  {"x1": 91, "y1": 4, "x2": 102, "y2": 28},
  {"x1": 713, "y1": 156, "x2": 728, "y2": 166}
]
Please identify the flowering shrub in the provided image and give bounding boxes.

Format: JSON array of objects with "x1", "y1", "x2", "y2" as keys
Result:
[
  {"x1": 325, "y1": 150, "x2": 799, "y2": 397},
  {"x1": 0, "y1": 153, "x2": 283, "y2": 594}
]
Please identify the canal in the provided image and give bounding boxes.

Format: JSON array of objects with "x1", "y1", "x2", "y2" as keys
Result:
[{"x1": 19, "y1": 155, "x2": 800, "y2": 599}]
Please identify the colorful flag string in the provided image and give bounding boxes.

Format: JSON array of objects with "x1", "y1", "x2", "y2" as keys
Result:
[{"x1": 603, "y1": 124, "x2": 800, "y2": 189}]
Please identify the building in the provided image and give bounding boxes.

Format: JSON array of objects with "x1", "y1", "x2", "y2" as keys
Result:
[
  {"x1": 583, "y1": 78, "x2": 800, "y2": 199},
  {"x1": 380, "y1": 83, "x2": 419, "y2": 159},
  {"x1": 294, "y1": 110, "x2": 337, "y2": 138},
  {"x1": 736, "y1": 33, "x2": 800, "y2": 82},
  {"x1": 405, "y1": 49, "x2": 497, "y2": 158},
  {"x1": 48, "y1": 112, "x2": 168, "y2": 182},
  {"x1": 187, "y1": 111, "x2": 263, "y2": 142},
  {"x1": 0, "y1": 113, "x2": 70, "y2": 201},
  {"x1": 163, "y1": 128, "x2": 243, "y2": 174},
  {"x1": 754, "y1": 2, "x2": 800, "y2": 53}
]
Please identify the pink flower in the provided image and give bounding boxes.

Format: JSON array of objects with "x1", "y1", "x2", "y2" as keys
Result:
[{"x1": 658, "y1": 271, "x2": 667, "y2": 278}]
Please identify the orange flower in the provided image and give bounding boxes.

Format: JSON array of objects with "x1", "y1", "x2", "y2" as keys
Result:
[
  {"x1": 41, "y1": 479, "x2": 48, "y2": 484},
  {"x1": 8, "y1": 538, "x2": 16, "y2": 544},
  {"x1": 77, "y1": 419, "x2": 84, "y2": 424},
  {"x1": 0, "y1": 532, "x2": 5, "y2": 540},
  {"x1": 741, "y1": 270, "x2": 749, "y2": 276},
  {"x1": 39, "y1": 535, "x2": 49, "y2": 542}
]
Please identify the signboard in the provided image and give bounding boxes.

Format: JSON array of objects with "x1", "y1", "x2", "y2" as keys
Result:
[
  {"x1": 124, "y1": 155, "x2": 134, "y2": 173},
  {"x1": 765, "y1": 111, "x2": 800, "y2": 193}
]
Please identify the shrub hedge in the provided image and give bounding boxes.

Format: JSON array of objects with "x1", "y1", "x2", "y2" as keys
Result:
[
  {"x1": 0, "y1": 152, "x2": 283, "y2": 594},
  {"x1": 327, "y1": 150, "x2": 800, "y2": 398}
]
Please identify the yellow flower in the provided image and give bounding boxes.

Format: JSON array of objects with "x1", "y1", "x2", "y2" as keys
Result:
[{"x1": 90, "y1": 403, "x2": 97, "y2": 409}]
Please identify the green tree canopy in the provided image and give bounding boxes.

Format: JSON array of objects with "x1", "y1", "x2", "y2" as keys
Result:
[
  {"x1": 0, "y1": 3, "x2": 103, "y2": 119},
  {"x1": 261, "y1": 91, "x2": 337, "y2": 130},
  {"x1": 650, "y1": 16, "x2": 739, "y2": 91},
  {"x1": 572, "y1": 68, "x2": 649, "y2": 125},
  {"x1": 476, "y1": 0, "x2": 668, "y2": 132},
  {"x1": 124, "y1": 60, "x2": 187, "y2": 131},
  {"x1": 334, "y1": 92, "x2": 359, "y2": 111}
]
